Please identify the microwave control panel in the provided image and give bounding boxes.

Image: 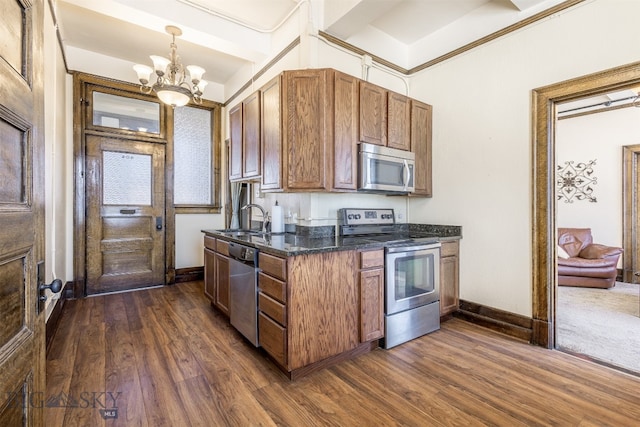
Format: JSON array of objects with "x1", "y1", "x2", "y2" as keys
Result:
[{"x1": 338, "y1": 208, "x2": 395, "y2": 226}]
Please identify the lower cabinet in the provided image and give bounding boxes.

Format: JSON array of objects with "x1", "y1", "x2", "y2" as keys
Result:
[
  {"x1": 358, "y1": 249, "x2": 384, "y2": 342},
  {"x1": 258, "y1": 251, "x2": 288, "y2": 367},
  {"x1": 439, "y1": 240, "x2": 460, "y2": 317},
  {"x1": 214, "y1": 252, "x2": 230, "y2": 316},
  {"x1": 203, "y1": 235, "x2": 230, "y2": 317},
  {"x1": 258, "y1": 250, "x2": 376, "y2": 375}
]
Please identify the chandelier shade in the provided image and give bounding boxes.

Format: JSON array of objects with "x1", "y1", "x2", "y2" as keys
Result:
[{"x1": 134, "y1": 26, "x2": 206, "y2": 107}]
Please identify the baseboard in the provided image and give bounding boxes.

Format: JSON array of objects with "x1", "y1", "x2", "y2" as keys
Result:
[
  {"x1": 454, "y1": 300, "x2": 533, "y2": 342},
  {"x1": 175, "y1": 266, "x2": 204, "y2": 283},
  {"x1": 46, "y1": 281, "x2": 71, "y2": 356}
]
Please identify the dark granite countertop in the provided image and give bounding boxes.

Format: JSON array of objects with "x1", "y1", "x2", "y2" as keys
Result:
[{"x1": 202, "y1": 224, "x2": 461, "y2": 257}]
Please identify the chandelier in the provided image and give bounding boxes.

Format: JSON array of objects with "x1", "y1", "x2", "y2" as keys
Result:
[{"x1": 133, "y1": 25, "x2": 207, "y2": 107}]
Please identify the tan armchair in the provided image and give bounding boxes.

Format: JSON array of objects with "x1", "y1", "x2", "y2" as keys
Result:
[{"x1": 557, "y1": 228, "x2": 623, "y2": 288}]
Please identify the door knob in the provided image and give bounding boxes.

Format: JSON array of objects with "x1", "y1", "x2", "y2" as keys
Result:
[{"x1": 39, "y1": 279, "x2": 63, "y2": 302}]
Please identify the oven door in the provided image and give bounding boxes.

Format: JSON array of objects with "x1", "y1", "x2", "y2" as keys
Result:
[
  {"x1": 359, "y1": 151, "x2": 415, "y2": 193},
  {"x1": 385, "y1": 243, "x2": 440, "y2": 314}
]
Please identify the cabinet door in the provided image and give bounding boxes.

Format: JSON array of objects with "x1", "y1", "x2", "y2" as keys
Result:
[
  {"x1": 261, "y1": 75, "x2": 282, "y2": 190},
  {"x1": 284, "y1": 69, "x2": 332, "y2": 190},
  {"x1": 387, "y1": 92, "x2": 411, "y2": 151},
  {"x1": 215, "y1": 253, "x2": 230, "y2": 316},
  {"x1": 359, "y1": 81, "x2": 387, "y2": 146},
  {"x1": 359, "y1": 268, "x2": 384, "y2": 342},
  {"x1": 229, "y1": 104, "x2": 243, "y2": 181},
  {"x1": 411, "y1": 100, "x2": 433, "y2": 197},
  {"x1": 204, "y1": 248, "x2": 216, "y2": 302},
  {"x1": 242, "y1": 92, "x2": 261, "y2": 178},
  {"x1": 333, "y1": 71, "x2": 358, "y2": 190},
  {"x1": 440, "y1": 241, "x2": 459, "y2": 317},
  {"x1": 259, "y1": 312, "x2": 287, "y2": 367}
]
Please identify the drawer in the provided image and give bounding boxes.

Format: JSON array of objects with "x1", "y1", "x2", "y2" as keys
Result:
[
  {"x1": 359, "y1": 249, "x2": 384, "y2": 269},
  {"x1": 259, "y1": 312, "x2": 287, "y2": 367},
  {"x1": 259, "y1": 292, "x2": 286, "y2": 326},
  {"x1": 259, "y1": 272, "x2": 286, "y2": 304},
  {"x1": 259, "y1": 252, "x2": 287, "y2": 280},
  {"x1": 216, "y1": 239, "x2": 229, "y2": 256},
  {"x1": 204, "y1": 235, "x2": 216, "y2": 250},
  {"x1": 440, "y1": 240, "x2": 459, "y2": 258}
]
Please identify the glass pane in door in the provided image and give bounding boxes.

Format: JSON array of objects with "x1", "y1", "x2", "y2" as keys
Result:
[
  {"x1": 92, "y1": 92, "x2": 160, "y2": 133},
  {"x1": 102, "y1": 151, "x2": 152, "y2": 205}
]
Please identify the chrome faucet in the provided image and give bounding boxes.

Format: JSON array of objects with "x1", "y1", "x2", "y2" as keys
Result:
[{"x1": 240, "y1": 203, "x2": 270, "y2": 234}]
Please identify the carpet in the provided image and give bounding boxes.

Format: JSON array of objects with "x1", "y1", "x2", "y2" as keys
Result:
[{"x1": 556, "y1": 282, "x2": 640, "y2": 373}]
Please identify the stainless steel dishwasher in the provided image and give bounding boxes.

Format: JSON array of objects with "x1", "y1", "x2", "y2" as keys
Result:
[{"x1": 228, "y1": 241, "x2": 259, "y2": 346}]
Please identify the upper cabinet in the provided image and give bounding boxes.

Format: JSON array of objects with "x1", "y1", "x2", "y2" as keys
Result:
[
  {"x1": 229, "y1": 68, "x2": 432, "y2": 197},
  {"x1": 359, "y1": 81, "x2": 411, "y2": 151},
  {"x1": 242, "y1": 92, "x2": 261, "y2": 179},
  {"x1": 228, "y1": 104, "x2": 243, "y2": 181},
  {"x1": 359, "y1": 81, "x2": 387, "y2": 146},
  {"x1": 229, "y1": 92, "x2": 260, "y2": 181},
  {"x1": 411, "y1": 100, "x2": 433, "y2": 197},
  {"x1": 333, "y1": 71, "x2": 359, "y2": 191},
  {"x1": 387, "y1": 92, "x2": 411, "y2": 151},
  {"x1": 260, "y1": 75, "x2": 282, "y2": 190},
  {"x1": 282, "y1": 69, "x2": 332, "y2": 191}
]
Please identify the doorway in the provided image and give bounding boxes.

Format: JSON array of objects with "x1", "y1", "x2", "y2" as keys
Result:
[
  {"x1": 531, "y1": 61, "x2": 640, "y2": 349},
  {"x1": 84, "y1": 134, "x2": 166, "y2": 295}
]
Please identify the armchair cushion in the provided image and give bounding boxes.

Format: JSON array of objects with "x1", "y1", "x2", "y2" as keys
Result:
[{"x1": 579, "y1": 244, "x2": 623, "y2": 260}]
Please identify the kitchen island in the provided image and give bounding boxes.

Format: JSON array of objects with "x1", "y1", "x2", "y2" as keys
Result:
[{"x1": 202, "y1": 225, "x2": 461, "y2": 379}]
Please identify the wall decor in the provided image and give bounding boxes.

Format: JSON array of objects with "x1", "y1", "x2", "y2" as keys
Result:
[{"x1": 557, "y1": 159, "x2": 597, "y2": 203}]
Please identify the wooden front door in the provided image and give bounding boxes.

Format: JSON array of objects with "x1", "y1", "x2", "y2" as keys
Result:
[
  {"x1": 85, "y1": 135, "x2": 166, "y2": 295},
  {"x1": 0, "y1": 0, "x2": 46, "y2": 425}
]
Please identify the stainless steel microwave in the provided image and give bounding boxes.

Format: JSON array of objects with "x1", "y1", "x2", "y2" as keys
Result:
[{"x1": 358, "y1": 142, "x2": 415, "y2": 193}]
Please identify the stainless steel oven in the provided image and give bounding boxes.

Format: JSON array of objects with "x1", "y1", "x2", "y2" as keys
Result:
[
  {"x1": 384, "y1": 242, "x2": 440, "y2": 349},
  {"x1": 358, "y1": 143, "x2": 415, "y2": 193}
]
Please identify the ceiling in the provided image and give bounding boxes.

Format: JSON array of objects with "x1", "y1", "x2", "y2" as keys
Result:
[{"x1": 54, "y1": 0, "x2": 570, "y2": 99}]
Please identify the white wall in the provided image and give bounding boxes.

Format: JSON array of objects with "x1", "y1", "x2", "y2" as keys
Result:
[
  {"x1": 407, "y1": 0, "x2": 640, "y2": 316},
  {"x1": 44, "y1": 4, "x2": 70, "y2": 320},
  {"x1": 557, "y1": 107, "x2": 640, "y2": 249}
]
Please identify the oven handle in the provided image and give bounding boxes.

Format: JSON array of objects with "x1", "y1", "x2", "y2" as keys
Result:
[{"x1": 386, "y1": 242, "x2": 441, "y2": 254}]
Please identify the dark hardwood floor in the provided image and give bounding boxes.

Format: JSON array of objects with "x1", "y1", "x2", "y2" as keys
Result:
[{"x1": 45, "y1": 281, "x2": 640, "y2": 426}]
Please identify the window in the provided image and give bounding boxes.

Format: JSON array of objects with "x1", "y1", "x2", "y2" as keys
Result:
[{"x1": 173, "y1": 105, "x2": 220, "y2": 211}]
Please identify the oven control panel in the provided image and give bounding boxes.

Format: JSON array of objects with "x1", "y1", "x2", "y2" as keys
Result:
[{"x1": 338, "y1": 208, "x2": 395, "y2": 226}]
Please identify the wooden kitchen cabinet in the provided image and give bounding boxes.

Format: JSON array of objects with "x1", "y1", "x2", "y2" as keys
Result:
[
  {"x1": 242, "y1": 91, "x2": 261, "y2": 179},
  {"x1": 258, "y1": 249, "x2": 370, "y2": 378},
  {"x1": 358, "y1": 249, "x2": 384, "y2": 342},
  {"x1": 439, "y1": 240, "x2": 460, "y2": 317},
  {"x1": 228, "y1": 104, "x2": 243, "y2": 181},
  {"x1": 359, "y1": 81, "x2": 410, "y2": 151},
  {"x1": 410, "y1": 100, "x2": 433, "y2": 197},
  {"x1": 258, "y1": 252, "x2": 288, "y2": 367},
  {"x1": 333, "y1": 71, "x2": 359, "y2": 191},
  {"x1": 359, "y1": 81, "x2": 387, "y2": 146},
  {"x1": 215, "y1": 252, "x2": 230, "y2": 316},
  {"x1": 204, "y1": 247, "x2": 216, "y2": 302},
  {"x1": 203, "y1": 235, "x2": 230, "y2": 317},
  {"x1": 260, "y1": 75, "x2": 282, "y2": 190},
  {"x1": 228, "y1": 92, "x2": 260, "y2": 181},
  {"x1": 230, "y1": 67, "x2": 432, "y2": 196},
  {"x1": 387, "y1": 92, "x2": 411, "y2": 151},
  {"x1": 283, "y1": 69, "x2": 332, "y2": 191}
]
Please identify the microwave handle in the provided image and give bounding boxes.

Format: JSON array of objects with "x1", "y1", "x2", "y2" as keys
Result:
[{"x1": 402, "y1": 160, "x2": 410, "y2": 191}]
